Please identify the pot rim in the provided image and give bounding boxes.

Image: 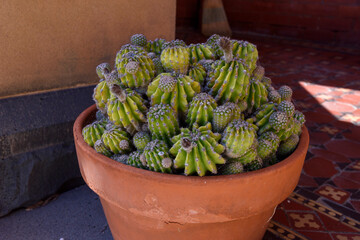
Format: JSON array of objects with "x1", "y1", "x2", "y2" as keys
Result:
[{"x1": 74, "y1": 104, "x2": 309, "y2": 184}]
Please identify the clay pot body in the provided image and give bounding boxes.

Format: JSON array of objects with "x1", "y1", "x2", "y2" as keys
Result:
[{"x1": 74, "y1": 104, "x2": 309, "y2": 240}]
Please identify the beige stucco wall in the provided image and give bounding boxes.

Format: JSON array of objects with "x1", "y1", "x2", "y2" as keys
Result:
[{"x1": 0, "y1": 0, "x2": 176, "y2": 98}]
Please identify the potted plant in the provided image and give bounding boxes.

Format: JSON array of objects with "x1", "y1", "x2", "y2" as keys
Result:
[{"x1": 73, "y1": 34, "x2": 309, "y2": 240}]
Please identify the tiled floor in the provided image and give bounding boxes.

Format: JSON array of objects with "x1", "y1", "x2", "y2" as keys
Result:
[{"x1": 178, "y1": 28, "x2": 360, "y2": 240}]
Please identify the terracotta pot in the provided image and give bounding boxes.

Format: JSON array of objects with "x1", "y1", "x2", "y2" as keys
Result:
[{"x1": 74, "y1": 104, "x2": 309, "y2": 240}]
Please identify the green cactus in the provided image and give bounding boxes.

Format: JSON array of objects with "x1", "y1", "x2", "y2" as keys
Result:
[
  {"x1": 84, "y1": 34, "x2": 308, "y2": 176},
  {"x1": 257, "y1": 131, "x2": 280, "y2": 160},
  {"x1": 187, "y1": 93, "x2": 217, "y2": 126},
  {"x1": 116, "y1": 51, "x2": 156, "y2": 89},
  {"x1": 224, "y1": 102, "x2": 244, "y2": 120},
  {"x1": 244, "y1": 156, "x2": 263, "y2": 171},
  {"x1": 258, "y1": 111, "x2": 289, "y2": 135},
  {"x1": 147, "y1": 73, "x2": 201, "y2": 117},
  {"x1": 278, "y1": 100, "x2": 295, "y2": 117},
  {"x1": 188, "y1": 43, "x2": 215, "y2": 64},
  {"x1": 133, "y1": 131, "x2": 151, "y2": 151},
  {"x1": 212, "y1": 102, "x2": 245, "y2": 133},
  {"x1": 222, "y1": 119, "x2": 257, "y2": 158},
  {"x1": 96, "y1": 63, "x2": 111, "y2": 79},
  {"x1": 294, "y1": 110, "x2": 306, "y2": 125},
  {"x1": 268, "y1": 90, "x2": 281, "y2": 104},
  {"x1": 220, "y1": 161, "x2": 244, "y2": 175},
  {"x1": 206, "y1": 34, "x2": 222, "y2": 58},
  {"x1": 212, "y1": 105, "x2": 233, "y2": 133},
  {"x1": 206, "y1": 37, "x2": 251, "y2": 104},
  {"x1": 252, "y1": 103, "x2": 276, "y2": 130},
  {"x1": 251, "y1": 65, "x2": 265, "y2": 81},
  {"x1": 93, "y1": 80, "x2": 111, "y2": 112},
  {"x1": 147, "y1": 104, "x2": 179, "y2": 146},
  {"x1": 106, "y1": 84, "x2": 148, "y2": 134},
  {"x1": 93, "y1": 63, "x2": 112, "y2": 112},
  {"x1": 261, "y1": 76, "x2": 272, "y2": 89},
  {"x1": 152, "y1": 57, "x2": 164, "y2": 74},
  {"x1": 142, "y1": 139, "x2": 172, "y2": 173},
  {"x1": 276, "y1": 117, "x2": 300, "y2": 141},
  {"x1": 277, "y1": 134, "x2": 300, "y2": 159},
  {"x1": 170, "y1": 123, "x2": 226, "y2": 176},
  {"x1": 233, "y1": 139, "x2": 258, "y2": 164},
  {"x1": 96, "y1": 110, "x2": 107, "y2": 122},
  {"x1": 82, "y1": 121, "x2": 106, "y2": 147},
  {"x1": 130, "y1": 34, "x2": 147, "y2": 47},
  {"x1": 115, "y1": 44, "x2": 145, "y2": 66},
  {"x1": 246, "y1": 65, "x2": 268, "y2": 113},
  {"x1": 290, "y1": 111, "x2": 306, "y2": 137},
  {"x1": 94, "y1": 139, "x2": 112, "y2": 157},
  {"x1": 102, "y1": 128, "x2": 131, "y2": 154},
  {"x1": 246, "y1": 78, "x2": 268, "y2": 114},
  {"x1": 160, "y1": 40, "x2": 190, "y2": 74},
  {"x1": 147, "y1": 52, "x2": 157, "y2": 59},
  {"x1": 278, "y1": 85, "x2": 293, "y2": 101},
  {"x1": 127, "y1": 150, "x2": 147, "y2": 169},
  {"x1": 146, "y1": 38, "x2": 166, "y2": 55},
  {"x1": 188, "y1": 63, "x2": 207, "y2": 85},
  {"x1": 198, "y1": 59, "x2": 215, "y2": 73},
  {"x1": 111, "y1": 154, "x2": 129, "y2": 164},
  {"x1": 232, "y1": 40, "x2": 258, "y2": 72}
]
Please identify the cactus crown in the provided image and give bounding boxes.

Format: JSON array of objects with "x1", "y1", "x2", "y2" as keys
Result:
[
  {"x1": 158, "y1": 74, "x2": 177, "y2": 92},
  {"x1": 162, "y1": 39, "x2": 186, "y2": 50}
]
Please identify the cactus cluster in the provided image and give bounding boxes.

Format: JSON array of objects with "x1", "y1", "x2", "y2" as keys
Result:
[{"x1": 83, "y1": 33, "x2": 306, "y2": 176}]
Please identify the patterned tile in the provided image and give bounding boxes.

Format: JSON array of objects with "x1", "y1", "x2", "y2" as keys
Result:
[
  {"x1": 315, "y1": 185, "x2": 350, "y2": 204},
  {"x1": 288, "y1": 212, "x2": 324, "y2": 231},
  {"x1": 331, "y1": 233, "x2": 360, "y2": 240}
]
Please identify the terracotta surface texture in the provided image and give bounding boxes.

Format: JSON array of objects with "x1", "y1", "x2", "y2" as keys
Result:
[
  {"x1": 0, "y1": 0, "x2": 175, "y2": 98},
  {"x1": 73, "y1": 104, "x2": 309, "y2": 240},
  {"x1": 175, "y1": 29, "x2": 360, "y2": 239}
]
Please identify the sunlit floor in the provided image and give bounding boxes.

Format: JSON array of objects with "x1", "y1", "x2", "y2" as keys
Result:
[{"x1": 178, "y1": 28, "x2": 360, "y2": 240}]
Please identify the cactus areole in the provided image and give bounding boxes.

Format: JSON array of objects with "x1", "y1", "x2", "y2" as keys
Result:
[{"x1": 74, "y1": 34, "x2": 309, "y2": 240}]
